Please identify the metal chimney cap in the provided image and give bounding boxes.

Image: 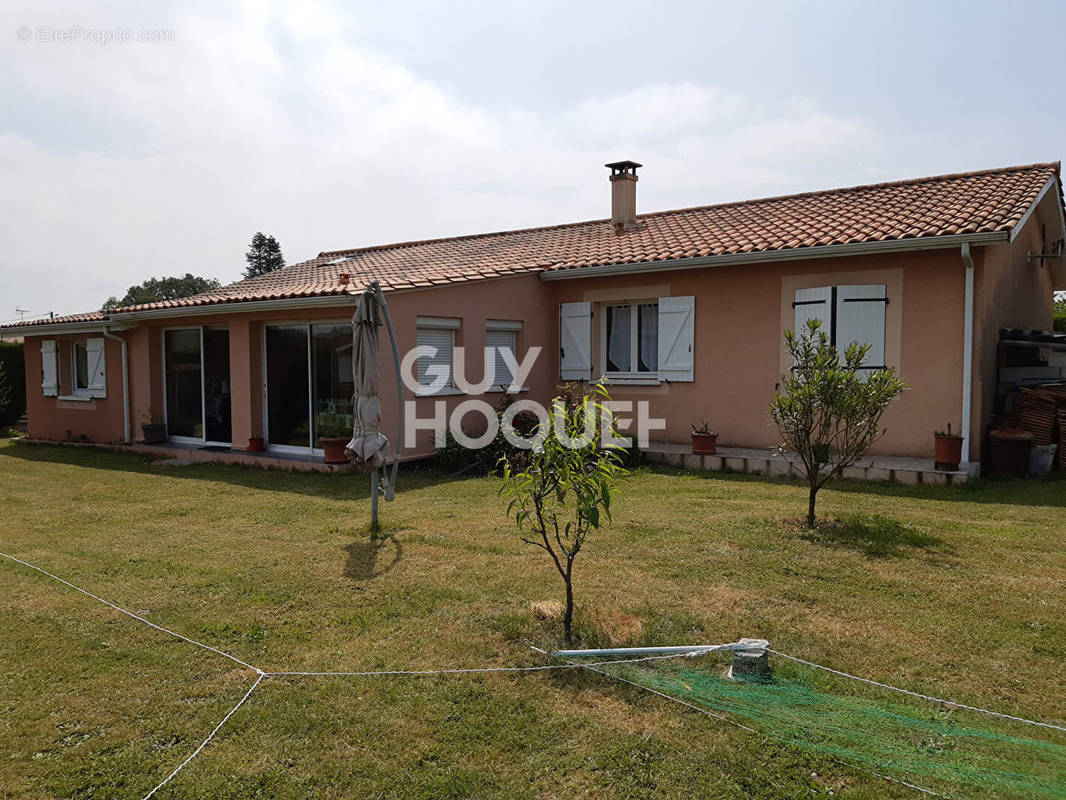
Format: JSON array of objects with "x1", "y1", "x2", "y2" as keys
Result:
[{"x1": 605, "y1": 160, "x2": 642, "y2": 179}]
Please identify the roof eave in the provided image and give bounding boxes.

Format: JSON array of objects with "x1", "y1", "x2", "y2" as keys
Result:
[
  {"x1": 0, "y1": 319, "x2": 131, "y2": 337},
  {"x1": 108, "y1": 293, "x2": 355, "y2": 322},
  {"x1": 538, "y1": 230, "x2": 1011, "y2": 282}
]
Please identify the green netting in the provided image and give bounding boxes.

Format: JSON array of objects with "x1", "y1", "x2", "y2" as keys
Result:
[{"x1": 595, "y1": 658, "x2": 1066, "y2": 799}]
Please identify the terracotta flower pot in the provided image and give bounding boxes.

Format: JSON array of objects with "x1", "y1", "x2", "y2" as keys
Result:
[
  {"x1": 248, "y1": 436, "x2": 266, "y2": 453},
  {"x1": 691, "y1": 432, "x2": 718, "y2": 455},
  {"x1": 319, "y1": 436, "x2": 350, "y2": 464},
  {"x1": 934, "y1": 434, "x2": 963, "y2": 471}
]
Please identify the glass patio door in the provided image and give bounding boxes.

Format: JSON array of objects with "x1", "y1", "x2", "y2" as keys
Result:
[
  {"x1": 164, "y1": 329, "x2": 204, "y2": 440},
  {"x1": 265, "y1": 325, "x2": 310, "y2": 448},
  {"x1": 203, "y1": 328, "x2": 232, "y2": 444},
  {"x1": 264, "y1": 322, "x2": 355, "y2": 452},
  {"x1": 163, "y1": 327, "x2": 232, "y2": 445}
]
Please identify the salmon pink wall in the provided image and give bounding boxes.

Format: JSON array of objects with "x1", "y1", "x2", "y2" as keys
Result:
[
  {"x1": 20, "y1": 209, "x2": 1057, "y2": 464},
  {"x1": 548, "y1": 249, "x2": 971, "y2": 458},
  {"x1": 24, "y1": 334, "x2": 127, "y2": 443},
  {"x1": 970, "y1": 190, "x2": 1060, "y2": 458}
]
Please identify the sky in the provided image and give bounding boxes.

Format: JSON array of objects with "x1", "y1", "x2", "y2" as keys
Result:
[{"x1": 2, "y1": 0, "x2": 1065, "y2": 320}]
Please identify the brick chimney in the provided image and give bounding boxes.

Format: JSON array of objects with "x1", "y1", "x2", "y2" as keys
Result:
[{"x1": 606, "y1": 160, "x2": 641, "y2": 231}]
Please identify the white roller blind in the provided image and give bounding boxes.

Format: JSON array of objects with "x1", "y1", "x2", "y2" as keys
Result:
[
  {"x1": 416, "y1": 327, "x2": 454, "y2": 390},
  {"x1": 41, "y1": 340, "x2": 58, "y2": 397},
  {"x1": 559, "y1": 302, "x2": 592, "y2": 380},
  {"x1": 657, "y1": 295, "x2": 695, "y2": 382},
  {"x1": 835, "y1": 284, "x2": 887, "y2": 368},
  {"x1": 86, "y1": 338, "x2": 107, "y2": 398},
  {"x1": 485, "y1": 328, "x2": 516, "y2": 390}
]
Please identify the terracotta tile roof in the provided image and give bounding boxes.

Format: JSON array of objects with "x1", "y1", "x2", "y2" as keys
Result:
[
  {"x1": 8, "y1": 311, "x2": 108, "y2": 328},
  {"x1": 11, "y1": 162, "x2": 1061, "y2": 327}
]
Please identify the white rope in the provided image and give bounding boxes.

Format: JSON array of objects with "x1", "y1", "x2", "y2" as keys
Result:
[
  {"x1": 269, "y1": 649, "x2": 722, "y2": 677},
  {"x1": 0, "y1": 551, "x2": 264, "y2": 674},
  {"x1": 142, "y1": 673, "x2": 264, "y2": 800},
  {"x1": 768, "y1": 648, "x2": 1066, "y2": 733}
]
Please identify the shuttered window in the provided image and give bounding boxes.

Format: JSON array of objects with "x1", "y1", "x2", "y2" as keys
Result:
[
  {"x1": 41, "y1": 340, "x2": 58, "y2": 397},
  {"x1": 416, "y1": 326, "x2": 455, "y2": 391},
  {"x1": 485, "y1": 328, "x2": 517, "y2": 390},
  {"x1": 604, "y1": 302, "x2": 660, "y2": 375},
  {"x1": 73, "y1": 342, "x2": 90, "y2": 391},
  {"x1": 835, "y1": 285, "x2": 887, "y2": 369},
  {"x1": 560, "y1": 302, "x2": 592, "y2": 380},
  {"x1": 792, "y1": 284, "x2": 887, "y2": 370}
]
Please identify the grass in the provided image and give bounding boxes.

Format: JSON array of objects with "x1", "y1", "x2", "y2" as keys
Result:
[{"x1": 0, "y1": 440, "x2": 1064, "y2": 798}]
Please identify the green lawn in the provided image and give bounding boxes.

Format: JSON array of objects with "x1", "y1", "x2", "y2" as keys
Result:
[{"x1": 0, "y1": 439, "x2": 1064, "y2": 799}]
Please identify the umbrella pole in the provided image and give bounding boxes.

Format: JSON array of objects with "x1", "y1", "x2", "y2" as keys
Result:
[{"x1": 370, "y1": 468, "x2": 380, "y2": 531}]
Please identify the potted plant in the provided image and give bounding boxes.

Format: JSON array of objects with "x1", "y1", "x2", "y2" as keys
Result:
[
  {"x1": 140, "y1": 415, "x2": 166, "y2": 444},
  {"x1": 934, "y1": 423, "x2": 963, "y2": 471},
  {"x1": 691, "y1": 421, "x2": 718, "y2": 455},
  {"x1": 317, "y1": 419, "x2": 351, "y2": 464},
  {"x1": 248, "y1": 433, "x2": 266, "y2": 453}
]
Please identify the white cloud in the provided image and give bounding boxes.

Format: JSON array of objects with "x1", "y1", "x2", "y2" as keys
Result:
[{"x1": 0, "y1": 0, "x2": 881, "y2": 319}]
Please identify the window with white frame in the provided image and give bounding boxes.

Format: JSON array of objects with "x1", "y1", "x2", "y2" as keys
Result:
[
  {"x1": 416, "y1": 318, "x2": 458, "y2": 393},
  {"x1": 603, "y1": 301, "x2": 659, "y2": 375},
  {"x1": 560, "y1": 296, "x2": 694, "y2": 383},
  {"x1": 72, "y1": 341, "x2": 90, "y2": 393},
  {"x1": 485, "y1": 321, "x2": 519, "y2": 390}
]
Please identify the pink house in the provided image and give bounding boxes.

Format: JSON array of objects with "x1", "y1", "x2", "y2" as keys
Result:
[{"x1": 5, "y1": 161, "x2": 1064, "y2": 476}]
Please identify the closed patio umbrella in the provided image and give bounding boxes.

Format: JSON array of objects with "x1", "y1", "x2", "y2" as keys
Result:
[
  {"x1": 345, "y1": 282, "x2": 404, "y2": 529},
  {"x1": 345, "y1": 288, "x2": 389, "y2": 468}
]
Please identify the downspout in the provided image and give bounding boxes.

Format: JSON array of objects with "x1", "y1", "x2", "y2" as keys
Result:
[
  {"x1": 960, "y1": 243, "x2": 975, "y2": 465},
  {"x1": 101, "y1": 326, "x2": 130, "y2": 444}
]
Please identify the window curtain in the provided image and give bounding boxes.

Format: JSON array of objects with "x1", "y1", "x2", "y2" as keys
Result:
[
  {"x1": 638, "y1": 304, "x2": 658, "y2": 372},
  {"x1": 606, "y1": 305, "x2": 631, "y2": 372}
]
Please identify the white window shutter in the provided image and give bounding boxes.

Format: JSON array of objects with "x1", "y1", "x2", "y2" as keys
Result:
[
  {"x1": 657, "y1": 296, "x2": 695, "y2": 382},
  {"x1": 835, "y1": 285, "x2": 887, "y2": 368},
  {"x1": 793, "y1": 287, "x2": 831, "y2": 337},
  {"x1": 86, "y1": 338, "x2": 107, "y2": 398},
  {"x1": 415, "y1": 327, "x2": 454, "y2": 390},
  {"x1": 559, "y1": 302, "x2": 592, "y2": 380},
  {"x1": 41, "y1": 340, "x2": 58, "y2": 397},
  {"x1": 485, "y1": 329, "x2": 516, "y2": 389}
]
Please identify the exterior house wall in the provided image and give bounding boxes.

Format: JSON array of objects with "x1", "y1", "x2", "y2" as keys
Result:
[
  {"x1": 970, "y1": 191, "x2": 1060, "y2": 459},
  {"x1": 19, "y1": 273, "x2": 556, "y2": 455},
  {"x1": 547, "y1": 249, "x2": 970, "y2": 458},
  {"x1": 24, "y1": 334, "x2": 127, "y2": 443},
  {"x1": 376, "y1": 274, "x2": 557, "y2": 454},
  {"x1": 18, "y1": 213, "x2": 1057, "y2": 464}
]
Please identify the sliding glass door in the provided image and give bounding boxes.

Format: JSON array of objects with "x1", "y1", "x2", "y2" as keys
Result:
[
  {"x1": 163, "y1": 327, "x2": 231, "y2": 445},
  {"x1": 264, "y1": 322, "x2": 355, "y2": 452},
  {"x1": 164, "y1": 330, "x2": 203, "y2": 439},
  {"x1": 203, "y1": 328, "x2": 232, "y2": 444},
  {"x1": 265, "y1": 325, "x2": 311, "y2": 448}
]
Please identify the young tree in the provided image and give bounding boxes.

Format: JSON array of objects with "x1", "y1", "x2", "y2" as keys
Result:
[
  {"x1": 500, "y1": 385, "x2": 626, "y2": 642},
  {"x1": 244, "y1": 232, "x2": 285, "y2": 278},
  {"x1": 770, "y1": 319, "x2": 907, "y2": 527},
  {"x1": 102, "y1": 274, "x2": 221, "y2": 310}
]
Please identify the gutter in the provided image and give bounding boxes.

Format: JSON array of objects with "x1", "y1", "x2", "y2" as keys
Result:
[
  {"x1": 101, "y1": 326, "x2": 130, "y2": 444},
  {"x1": 0, "y1": 320, "x2": 131, "y2": 337},
  {"x1": 539, "y1": 230, "x2": 1010, "y2": 281},
  {"x1": 111, "y1": 294, "x2": 353, "y2": 322},
  {"x1": 960, "y1": 243, "x2": 975, "y2": 465}
]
